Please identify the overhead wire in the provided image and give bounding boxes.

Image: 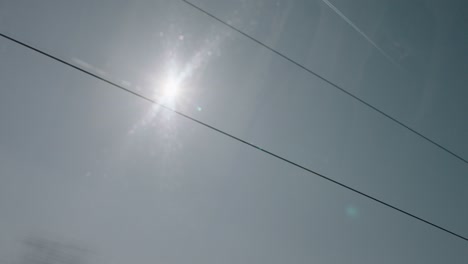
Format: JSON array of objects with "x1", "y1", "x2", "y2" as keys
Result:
[
  {"x1": 1, "y1": 32, "x2": 466, "y2": 242},
  {"x1": 181, "y1": 0, "x2": 468, "y2": 165}
]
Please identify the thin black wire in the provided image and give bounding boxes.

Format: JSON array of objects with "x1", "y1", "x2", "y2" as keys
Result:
[
  {"x1": 1, "y1": 32, "x2": 467, "y2": 242},
  {"x1": 181, "y1": 0, "x2": 468, "y2": 165}
]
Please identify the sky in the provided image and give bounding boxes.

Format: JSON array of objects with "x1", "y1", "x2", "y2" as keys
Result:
[{"x1": 0, "y1": 0, "x2": 467, "y2": 263}]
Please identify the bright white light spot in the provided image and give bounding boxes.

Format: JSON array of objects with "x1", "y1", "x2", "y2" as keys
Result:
[{"x1": 163, "y1": 78, "x2": 179, "y2": 99}]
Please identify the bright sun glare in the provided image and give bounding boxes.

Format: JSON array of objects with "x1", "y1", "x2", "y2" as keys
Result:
[{"x1": 162, "y1": 78, "x2": 179, "y2": 99}]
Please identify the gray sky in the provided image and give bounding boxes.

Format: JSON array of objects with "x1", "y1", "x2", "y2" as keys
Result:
[{"x1": 1, "y1": 0, "x2": 467, "y2": 263}]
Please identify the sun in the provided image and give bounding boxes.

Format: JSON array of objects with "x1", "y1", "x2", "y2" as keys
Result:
[{"x1": 162, "y1": 77, "x2": 180, "y2": 99}]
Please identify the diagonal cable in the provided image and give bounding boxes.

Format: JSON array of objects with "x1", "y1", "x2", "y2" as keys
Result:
[
  {"x1": 1, "y1": 32, "x2": 467, "y2": 242},
  {"x1": 180, "y1": 0, "x2": 468, "y2": 165}
]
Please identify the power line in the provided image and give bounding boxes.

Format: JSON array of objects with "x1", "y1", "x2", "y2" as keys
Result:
[
  {"x1": 180, "y1": 0, "x2": 468, "y2": 165},
  {"x1": 1, "y1": 33, "x2": 467, "y2": 242}
]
